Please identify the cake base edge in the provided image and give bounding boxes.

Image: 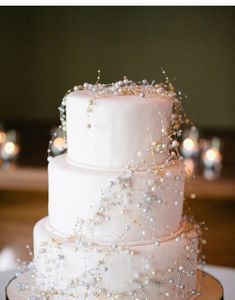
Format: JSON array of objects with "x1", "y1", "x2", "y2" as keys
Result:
[{"x1": 6, "y1": 269, "x2": 223, "y2": 300}]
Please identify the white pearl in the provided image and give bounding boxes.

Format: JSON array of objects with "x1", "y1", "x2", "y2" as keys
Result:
[
  {"x1": 179, "y1": 265, "x2": 184, "y2": 271},
  {"x1": 157, "y1": 87, "x2": 163, "y2": 93},
  {"x1": 105, "y1": 216, "x2": 111, "y2": 221},
  {"x1": 144, "y1": 279, "x2": 150, "y2": 285},
  {"x1": 172, "y1": 140, "x2": 179, "y2": 147},
  {"x1": 123, "y1": 79, "x2": 129, "y2": 84},
  {"x1": 144, "y1": 263, "x2": 151, "y2": 270},
  {"x1": 190, "y1": 193, "x2": 196, "y2": 199},
  {"x1": 166, "y1": 171, "x2": 171, "y2": 177}
]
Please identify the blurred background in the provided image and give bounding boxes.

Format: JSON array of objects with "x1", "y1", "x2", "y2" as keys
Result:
[{"x1": 0, "y1": 6, "x2": 234, "y2": 275}]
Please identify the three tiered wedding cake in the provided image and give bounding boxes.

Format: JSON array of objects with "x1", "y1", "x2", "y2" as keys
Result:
[{"x1": 6, "y1": 76, "x2": 223, "y2": 300}]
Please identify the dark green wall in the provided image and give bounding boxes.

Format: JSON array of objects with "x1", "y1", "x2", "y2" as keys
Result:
[{"x1": 0, "y1": 7, "x2": 234, "y2": 128}]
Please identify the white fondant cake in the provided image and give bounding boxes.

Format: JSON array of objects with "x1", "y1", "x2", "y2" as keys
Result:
[
  {"x1": 66, "y1": 90, "x2": 172, "y2": 169},
  {"x1": 48, "y1": 154, "x2": 185, "y2": 241},
  {"x1": 13, "y1": 78, "x2": 202, "y2": 299},
  {"x1": 33, "y1": 217, "x2": 198, "y2": 300}
]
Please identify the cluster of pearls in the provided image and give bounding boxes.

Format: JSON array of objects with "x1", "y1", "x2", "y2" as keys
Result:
[
  {"x1": 81, "y1": 77, "x2": 176, "y2": 98},
  {"x1": 69, "y1": 155, "x2": 185, "y2": 243},
  {"x1": 81, "y1": 77, "x2": 178, "y2": 129},
  {"x1": 72, "y1": 166, "x2": 134, "y2": 237}
]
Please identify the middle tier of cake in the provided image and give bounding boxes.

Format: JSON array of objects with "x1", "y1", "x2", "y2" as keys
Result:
[{"x1": 48, "y1": 154, "x2": 185, "y2": 242}]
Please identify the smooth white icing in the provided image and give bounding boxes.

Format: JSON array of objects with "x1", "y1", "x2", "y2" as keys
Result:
[
  {"x1": 33, "y1": 217, "x2": 198, "y2": 300},
  {"x1": 66, "y1": 90, "x2": 172, "y2": 169},
  {"x1": 48, "y1": 154, "x2": 185, "y2": 241}
]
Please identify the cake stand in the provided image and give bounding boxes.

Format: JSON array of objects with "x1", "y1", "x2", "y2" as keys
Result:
[{"x1": 6, "y1": 270, "x2": 223, "y2": 300}]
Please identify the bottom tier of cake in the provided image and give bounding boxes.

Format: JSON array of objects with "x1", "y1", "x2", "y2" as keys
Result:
[{"x1": 30, "y1": 217, "x2": 200, "y2": 300}]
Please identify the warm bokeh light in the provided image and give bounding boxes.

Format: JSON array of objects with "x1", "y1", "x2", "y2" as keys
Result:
[
  {"x1": 4, "y1": 141, "x2": 15, "y2": 154},
  {"x1": 1, "y1": 141, "x2": 20, "y2": 160},
  {"x1": 206, "y1": 148, "x2": 219, "y2": 162},
  {"x1": 183, "y1": 138, "x2": 196, "y2": 151},
  {"x1": 181, "y1": 137, "x2": 198, "y2": 158},
  {"x1": 53, "y1": 137, "x2": 65, "y2": 151},
  {"x1": 203, "y1": 147, "x2": 222, "y2": 168}
]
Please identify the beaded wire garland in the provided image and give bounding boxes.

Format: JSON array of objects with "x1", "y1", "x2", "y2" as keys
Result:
[{"x1": 13, "y1": 70, "x2": 206, "y2": 300}]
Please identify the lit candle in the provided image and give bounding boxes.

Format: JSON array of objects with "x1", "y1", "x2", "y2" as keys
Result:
[
  {"x1": 181, "y1": 137, "x2": 198, "y2": 158},
  {"x1": 1, "y1": 141, "x2": 20, "y2": 161},
  {"x1": 202, "y1": 147, "x2": 222, "y2": 168},
  {"x1": 51, "y1": 136, "x2": 66, "y2": 155},
  {"x1": 181, "y1": 127, "x2": 199, "y2": 158}
]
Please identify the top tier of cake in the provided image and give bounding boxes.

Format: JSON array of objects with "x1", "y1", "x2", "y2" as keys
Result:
[{"x1": 66, "y1": 85, "x2": 175, "y2": 169}]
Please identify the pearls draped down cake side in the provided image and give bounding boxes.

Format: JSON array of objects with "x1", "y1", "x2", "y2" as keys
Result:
[{"x1": 23, "y1": 77, "x2": 203, "y2": 299}]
